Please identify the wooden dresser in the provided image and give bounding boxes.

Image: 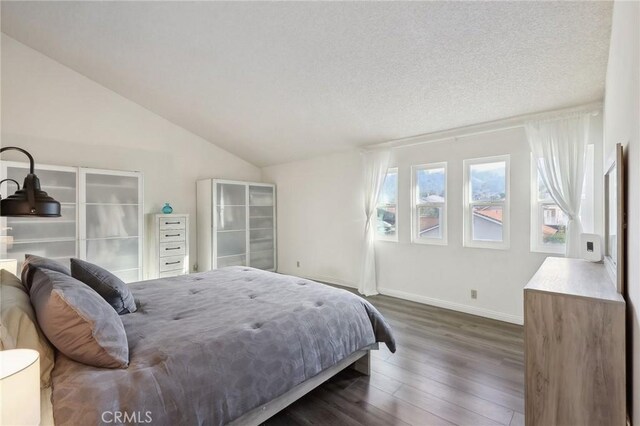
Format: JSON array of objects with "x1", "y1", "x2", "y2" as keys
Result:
[{"x1": 524, "y1": 257, "x2": 626, "y2": 426}]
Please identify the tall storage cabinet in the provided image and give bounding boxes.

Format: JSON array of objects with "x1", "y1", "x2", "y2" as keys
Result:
[
  {"x1": 197, "y1": 179, "x2": 276, "y2": 272},
  {"x1": 1, "y1": 163, "x2": 78, "y2": 269},
  {"x1": 0, "y1": 162, "x2": 143, "y2": 282}
]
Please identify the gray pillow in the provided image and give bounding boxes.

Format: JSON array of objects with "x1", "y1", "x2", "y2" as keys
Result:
[
  {"x1": 21, "y1": 254, "x2": 71, "y2": 291},
  {"x1": 70, "y1": 258, "x2": 137, "y2": 314},
  {"x1": 30, "y1": 268, "x2": 129, "y2": 369}
]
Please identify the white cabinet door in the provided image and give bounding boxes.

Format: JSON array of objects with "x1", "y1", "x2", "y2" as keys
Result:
[
  {"x1": 215, "y1": 182, "x2": 247, "y2": 268},
  {"x1": 205, "y1": 180, "x2": 276, "y2": 272},
  {"x1": 248, "y1": 184, "x2": 276, "y2": 271},
  {"x1": 1, "y1": 162, "x2": 78, "y2": 271},
  {"x1": 79, "y1": 168, "x2": 143, "y2": 282}
]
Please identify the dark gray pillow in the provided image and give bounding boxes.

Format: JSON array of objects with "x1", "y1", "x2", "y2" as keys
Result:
[
  {"x1": 30, "y1": 268, "x2": 129, "y2": 369},
  {"x1": 70, "y1": 258, "x2": 137, "y2": 314},
  {"x1": 21, "y1": 254, "x2": 71, "y2": 291}
]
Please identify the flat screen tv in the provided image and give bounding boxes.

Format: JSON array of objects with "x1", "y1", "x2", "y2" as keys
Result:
[{"x1": 604, "y1": 143, "x2": 625, "y2": 294}]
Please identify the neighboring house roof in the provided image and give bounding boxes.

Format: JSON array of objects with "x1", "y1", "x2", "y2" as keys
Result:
[
  {"x1": 473, "y1": 207, "x2": 503, "y2": 224},
  {"x1": 419, "y1": 216, "x2": 440, "y2": 233}
]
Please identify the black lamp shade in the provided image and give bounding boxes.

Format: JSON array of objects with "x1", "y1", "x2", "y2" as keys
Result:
[{"x1": 0, "y1": 173, "x2": 61, "y2": 217}]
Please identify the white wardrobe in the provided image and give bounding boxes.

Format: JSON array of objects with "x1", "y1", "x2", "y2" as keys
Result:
[
  {"x1": 197, "y1": 179, "x2": 276, "y2": 272},
  {"x1": 0, "y1": 162, "x2": 144, "y2": 282}
]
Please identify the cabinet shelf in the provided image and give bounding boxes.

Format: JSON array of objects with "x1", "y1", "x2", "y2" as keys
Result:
[
  {"x1": 85, "y1": 236, "x2": 139, "y2": 241},
  {"x1": 7, "y1": 219, "x2": 76, "y2": 224},
  {"x1": 11, "y1": 237, "x2": 77, "y2": 244}
]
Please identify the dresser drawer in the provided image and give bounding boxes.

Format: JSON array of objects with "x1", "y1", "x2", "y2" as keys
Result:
[
  {"x1": 159, "y1": 255, "x2": 185, "y2": 272},
  {"x1": 159, "y1": 242, "x2": 186, "y2": 257},
  {"x1": 159, "y1": 217, "x2": 187, "y2": 230},
  {"x1": 159, "y1": 229, "x2": 186, "y2": 242}
]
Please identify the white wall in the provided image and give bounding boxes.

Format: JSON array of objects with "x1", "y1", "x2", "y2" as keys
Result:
[
  {"x1": 603, "y1": 1, "x2": 640, "y2": 421},
  {"x1": 264, "y1": 150, "x2": 365, "y2": 287},
  {"x1": 0, "y1": 35, "x2": 261, "y2": 275},
  {"x1": 264, "y1": 120, "x2": 603, "y2": 324}
]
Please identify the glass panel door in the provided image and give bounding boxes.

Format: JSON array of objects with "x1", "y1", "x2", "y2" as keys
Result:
[
  {"x1": 248, "y1": 185, "x2": 275, "y2": 270},
  {"x1": 1, "y1": 163, "x2": 78, "y2": 271},
  {"x1": 80, "y1": 169, "x2": 142, "y2": 282},
  {"x1": 215, "y1": 182, "x2": 247, "y2": 267}
]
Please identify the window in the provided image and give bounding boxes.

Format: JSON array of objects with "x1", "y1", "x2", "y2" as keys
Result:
[
  {"x1": 530, "y1": 145, "x2": 594, "y2": 253},
  {"x1": 375, "y1": 168, "x2": 398, "y2": 241},
  {"x1": 412, "y1": 163, "x2": 447, "y2": 244},
  {"x1": 463, "y1": 155, "x2": 510, "y2": 249}
]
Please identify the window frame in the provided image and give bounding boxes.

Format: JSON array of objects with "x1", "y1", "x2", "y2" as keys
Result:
[
  {"x1": 411, "y1": 162, "x2": 448, "y2": 245},
  {"x1": 375, "y1": 167, "x2": 398, "y2": 242},
  {"x1": 530, "y1": 144, "x2": 594, "y2": 254},
  {"x1": 463, "y1": 155, "x2": 511, "y2": 250}
]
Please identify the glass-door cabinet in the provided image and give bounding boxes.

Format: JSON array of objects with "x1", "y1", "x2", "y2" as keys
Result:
[
  {"x1": 0, "y1": 162, "x2": 78, "y2": 271},
  {"x1": 197, "y1": 179, "x2": 276, "y2": 272},
  {"x1": 79, "y1": 168, "x2": 144, "y2": 283},
  {"x1": 0, "y1": 162, "x2": 143, "y2": 282}
]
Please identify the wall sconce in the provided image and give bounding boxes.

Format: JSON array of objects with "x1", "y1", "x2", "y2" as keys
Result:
[{"x1": 0, "y1": 147, "x2": 61, "y2": 217}]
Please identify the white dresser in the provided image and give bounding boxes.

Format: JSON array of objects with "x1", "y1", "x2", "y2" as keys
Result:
[{"x1": 149, "y1": 214, "x2": 189, "y2": 278}]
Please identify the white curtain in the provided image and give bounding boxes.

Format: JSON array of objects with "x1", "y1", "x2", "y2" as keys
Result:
[
  {"x1": 358, "y1": 149, "x2": 391, "y2": 296},
  {"x1": 525, "y1": 112, "x2": 591, "y2": 258}
]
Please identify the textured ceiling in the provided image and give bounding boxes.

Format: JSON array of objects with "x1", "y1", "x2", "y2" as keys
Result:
[{"x1": 1, "y1": 1, "x2": 612, "y2": 167}]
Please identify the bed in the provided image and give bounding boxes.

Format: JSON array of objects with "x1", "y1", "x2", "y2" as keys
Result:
[{"x1": 45, "y1": 266, "x2": 396, "y2": 425}]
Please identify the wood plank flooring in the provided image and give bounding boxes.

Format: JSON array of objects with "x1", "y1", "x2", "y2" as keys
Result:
[{"x1": 264, "y1": 293, "x2": 524, "y2": 426}]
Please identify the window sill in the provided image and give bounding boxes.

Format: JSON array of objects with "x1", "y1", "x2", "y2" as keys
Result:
[
  {"x1": 412, "y1": 238, "x2": 448, "y2": 246},
  {"x1": 463, "y1": 241, "x2": 510, "y2": 250},
  {"x1": 530, "y1": 245, "x2": 566, "y2": 255}
]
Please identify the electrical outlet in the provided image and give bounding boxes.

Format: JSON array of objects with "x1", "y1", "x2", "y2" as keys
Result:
[
  {"x1": 296, "y1": 261, "x2": 300, "y2": 268},
  {"x1": 471, "y1": 289, "x2": 477, "y2": 299},
  {"x1": 193, "y1": 263, "x2": 198, "y2": 271}
]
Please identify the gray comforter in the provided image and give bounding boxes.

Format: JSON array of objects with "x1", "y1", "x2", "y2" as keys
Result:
[{"x1": 50, "y1": 267, "x2": 395, "y2": 425}]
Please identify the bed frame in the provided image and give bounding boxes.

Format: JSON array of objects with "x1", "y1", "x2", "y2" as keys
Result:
[{"x1": 228, "y1": 343, "x2": 378, "y2": 426}]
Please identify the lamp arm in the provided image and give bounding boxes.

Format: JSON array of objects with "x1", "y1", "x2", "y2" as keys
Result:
[{"x1": 0, "y1": 147, "x2": 35, "y2": 174}]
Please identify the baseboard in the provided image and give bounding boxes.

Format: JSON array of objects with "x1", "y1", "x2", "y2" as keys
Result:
[
  {"x1": 283, "y1": 272, "x2": 523, "y2": 325},
  {"x1": 378, "y1": 287, "x2": 524, "y2": 325}
]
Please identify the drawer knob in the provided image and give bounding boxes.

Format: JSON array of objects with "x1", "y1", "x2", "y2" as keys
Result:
[
  {"x1": 165, "y1": 261, "x2": 181, "y2": 265},
  {"x1": 165, "y1": 221, "x2": 181, "y2": 225},
  {"x1": 165, "y1": 247, "x2": 180, "y2": 251},
  {"x1": 165, "y1": 234, "x2": 180, "y2": 237}
]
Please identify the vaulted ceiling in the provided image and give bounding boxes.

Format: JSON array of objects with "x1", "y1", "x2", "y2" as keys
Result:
[{"x1": 1, "y1": 1, "x2": 612, "y2": 167}]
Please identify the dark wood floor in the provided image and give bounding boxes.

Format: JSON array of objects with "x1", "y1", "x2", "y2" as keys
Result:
[{"x1": 264, "y1": 293, "x2": 525, "y2": 426}]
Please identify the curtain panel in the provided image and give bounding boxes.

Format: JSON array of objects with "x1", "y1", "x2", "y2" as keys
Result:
[
  {"x1": 525, "y1": 112, "x2": 591, "y2": 258},
  {"x1": 358, "y1": 149, "x2": 391, "y2": 296}
]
